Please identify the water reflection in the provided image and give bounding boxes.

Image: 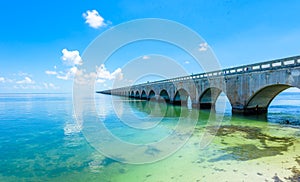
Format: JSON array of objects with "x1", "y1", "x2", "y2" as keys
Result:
[
  {"x1": 2, "y1": 93, "x2": 300, "y2": 181},
  {"x1": 76, "y1": 94, "x2": 200, "y2": 164}
]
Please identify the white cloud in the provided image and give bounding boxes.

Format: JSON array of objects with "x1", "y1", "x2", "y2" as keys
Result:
[
  {"x1": 57, "y1": 67, "x2": 75, "y2": 80},
  {"x1": 48, "y1": 83, "x2": 57, "y2": 89},
  {"x1": 45, "y1": 70, "x2": 57, "y2": 75},
  {"x1": 45, "y1": 49, "x2": 82, "y2": 80},
  {"x1": 97, "y1": 64, "x2": 111, "y2": 79},
  {"x1": 56, "y1": 66, "x2": 81, "y2": 80},
  {"x1": 96, "y1": 79, "x2": 106, "y2": 83},
  {"x1": 61, "y1": 49, "x2": 82, "y2": 66},
  {"x1": 43, "y1": 82, "x2": 59, "y2": 89},
  {"x1": 56, "y1": 75, "x2": 68, "y2": 80},
  {"x1": 74, "y1": 70, "x2": 97, "y2": 85},
  {"x1": 184, "y1": 60, "x2": 190, "y2": 64},
  {"x1": 13, "y1": 83, "x2": 42, "y2": 90},
  {"x1": 52, "y1": 48, "x2": 122, "y2": 85},
  {"x1": 44, "y1": 49, "x2": 82, "y2": 80},
  {"x1": 1, "y1": 75, "x2": 60, "y2": 90},
  {"x1": 18, "y1": 72, "x2": 31, "y2": 77},
  {"x1": 16, "y1": 77, "x2": 35, "y2": 84},
  {"x1": 70, "y1": 66, "x2": 78, "y2": 74},
  {"x1": 142, "y1": 55, "x2": 150, "y2": 60},
  {"x1": 96, "y1": 64, "x2": 123, "y2": 81},
  {"x1": 199, "y1": 42, "x2": 208, "y2": 52},
  {"x1": 83, "y1": 10, "x2": 106, "y2": 29},
  {"x1": 43, "y1": 83, "x2": 48, "y2": 89},
  {"x1": 111, "y1": 68, "x2": 123, "y2": 80}
]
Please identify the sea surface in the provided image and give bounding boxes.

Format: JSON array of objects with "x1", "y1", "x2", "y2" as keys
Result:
[{"x1": 0, "y1": 92, "x2": 300, "y2": 181}]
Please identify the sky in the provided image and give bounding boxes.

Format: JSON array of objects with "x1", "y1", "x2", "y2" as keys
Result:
[{"x1": 1, "y1": 0, "x2": 300, "y2": 93}]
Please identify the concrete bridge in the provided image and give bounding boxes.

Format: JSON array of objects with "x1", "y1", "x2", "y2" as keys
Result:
[{"x1": 98, "y1": 55, "x2": 300, "y2": 115}]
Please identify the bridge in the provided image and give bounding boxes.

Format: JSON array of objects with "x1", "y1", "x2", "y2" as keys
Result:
[{"x1": 98, "y1": 55, "x2": 300, "y2": 115}]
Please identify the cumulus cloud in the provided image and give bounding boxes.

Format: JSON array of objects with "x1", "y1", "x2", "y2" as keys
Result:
[
  {"x1": 56, "y1": 67, "x2": 78, "y2": 80},
  {"x1": 97, "y1": 64, "x2": 123, "y2": 81},
  {"x1": 111, "y1": 68, "x2": 123, "y2": 80},
  {"x1": 184, "y1": 60, "x2": 190, "y2": 64},
  {"x1": 199, "y1": 42, "x2": 208, "y2": 52},
  {"x1": 49, "y1": 48, "x2": 122, "y2": 85},
  {"x1": 45, "y1": 70, "x2": 57, "y2": 75},
  {"x1": 61, "y1": 49, "x2": 82, "y2": 66},
  {"x1": 16, "y1": 77, "x2": 35, "y2": 84},
  {"x1": 45, "y1": 49, "x2": 82, "y2": 80},
  {"x1": 83, "y1": 10, "x2": 106, "y2": 29},
  {"x1": 56, "y1": 65, "x2": 119, "y2": 83},
  {"x1": 0, "y1": 77, "x2": 5, "y2": 83}
]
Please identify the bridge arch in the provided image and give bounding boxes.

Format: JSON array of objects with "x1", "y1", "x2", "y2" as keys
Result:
[
  {"x1": 173, "y1": 88, "x2": 191, "y2": 106},
  {"x1": 148, "y1": 90, "x2": 156, "y2": 100},
  {"x1": 130, "y1": 91, "x2": 135, "y2": 98},
  {"x1": 135, "y1": 91, "x2": 140, "y2": 98},
  {"x1": 199, "y1": 87, "x2": 223, "y2": 109},
  {"x1": 159, "y1": 89, "x2": 170, "y2": 103},
  {"x1": 245, "y1": 84, "x2": 298, "y2": 114},
  {"x1": 141, "y1": 90, "x2": 147, "y2": 100}
]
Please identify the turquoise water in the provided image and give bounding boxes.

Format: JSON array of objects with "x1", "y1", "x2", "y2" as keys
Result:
[{"x1": 0, "y1": 92, "x2": 300, "y2": 181}]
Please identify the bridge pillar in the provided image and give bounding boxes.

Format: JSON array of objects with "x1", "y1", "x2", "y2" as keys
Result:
[
  {"x1": 154, "y1": 95, "x2": 160, "y2": 101},
  {"x1": 192, "y1": 102, "x2": 199, "y2": 108}
]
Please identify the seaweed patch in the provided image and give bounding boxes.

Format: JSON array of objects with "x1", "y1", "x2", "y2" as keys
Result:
[
  {"x1": 144, "y1": 146, "x2": 161, "y2": 156},
  {"x1": 207, "y1": 125, "x2": 294, "y2": 161}
]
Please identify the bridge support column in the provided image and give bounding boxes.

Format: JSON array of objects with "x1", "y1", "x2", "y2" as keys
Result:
[
  {"x1": 192, "y1": 102, "x2": 199, "y2": 108},
  {"x1": 155, "y1": 95, "x2": 160, "y2": 101}
]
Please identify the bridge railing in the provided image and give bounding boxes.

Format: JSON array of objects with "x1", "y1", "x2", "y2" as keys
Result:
[{"x1": 107, "y1": 55, "x2": 300, "y2": 92}]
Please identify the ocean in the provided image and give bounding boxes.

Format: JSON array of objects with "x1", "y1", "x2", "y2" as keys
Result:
[{"x1": 0, "y1": 92, "x2": 300, "y2": 181}]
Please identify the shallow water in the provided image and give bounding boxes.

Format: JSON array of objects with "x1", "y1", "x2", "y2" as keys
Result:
[{"x1": 0, "y1": 92, "x2": 300, "y2": 181}]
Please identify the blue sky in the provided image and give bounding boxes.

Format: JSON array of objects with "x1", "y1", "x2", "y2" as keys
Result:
[{"x1": 1, "y1": 0, "x2": 300, "y2": 93}]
